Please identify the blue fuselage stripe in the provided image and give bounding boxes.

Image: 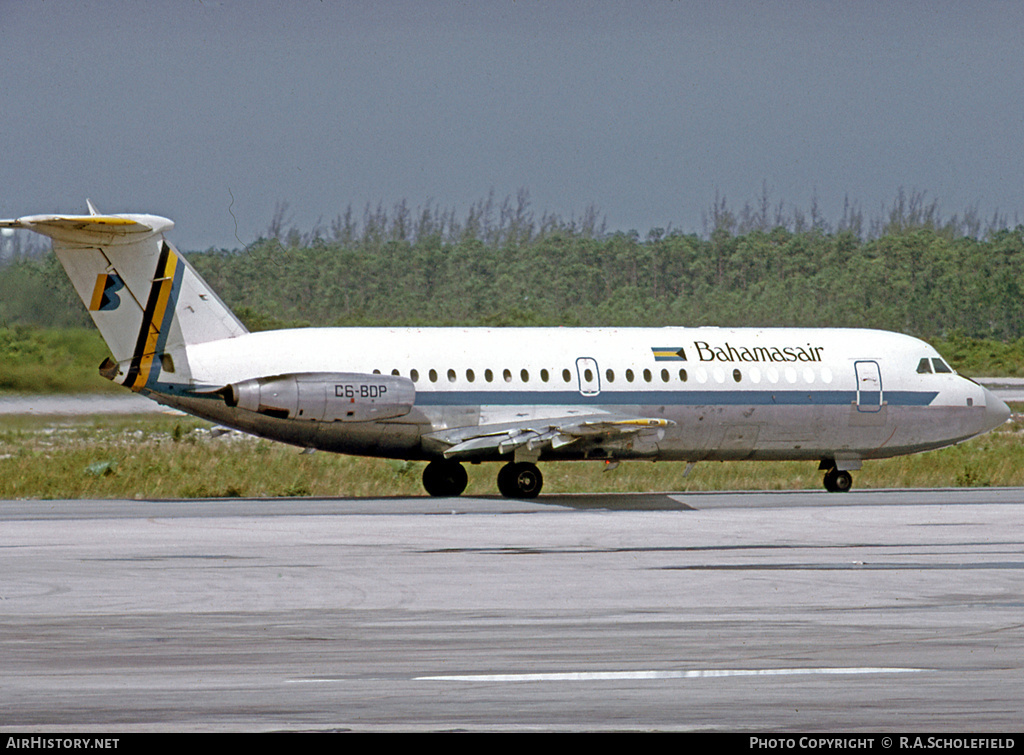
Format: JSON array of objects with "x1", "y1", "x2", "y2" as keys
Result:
[{"x1": 412, "y1": 389, "x2": 937, "y2": 407}]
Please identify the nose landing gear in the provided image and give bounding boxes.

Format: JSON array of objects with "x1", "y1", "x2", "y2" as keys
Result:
[{"x1": 823, "y1": 467, "x2": 853, "y2": 492}]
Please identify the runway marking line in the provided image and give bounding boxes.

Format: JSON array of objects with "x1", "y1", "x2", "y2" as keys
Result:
[
  {"x1": 413, "y1": 667, "x2": 927, "y2": 682},
  {"x1": 286, "y1": 666, "x2": 928, "y2": 683}
]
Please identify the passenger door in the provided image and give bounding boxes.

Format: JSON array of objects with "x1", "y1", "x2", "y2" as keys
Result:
[
  {"x1": 575, "y1": 357, "x2": 601, "y2": 396},
  {"x1": 854, "y1": 360, "x2": 883, "y2": 412}
]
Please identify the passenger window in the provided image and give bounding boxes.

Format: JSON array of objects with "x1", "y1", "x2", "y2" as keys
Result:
[
  {"x1": 643, "y1": 368, "x2": 652, "y2": 383},
  {"x1": 606, "y1": 369, "x2": 615, "y2": 382},
  {"x1": 679, "y1": 369, "x2": 688, "y2": 382},
  {"x1": 429, "y1": 369, "x2": 438, "y2": 383},
  {"x1": 521, "y1": 369, "x2": 529, "y2": 382},
  {"x1": 562, "y1": 369, "x2": 571, "y2": 382},
  {"x1": 932, "y1": 358, "x2": 953, "y2": 374},
  {"x1": 410, "y1": 369, "x2": 419, "y2": 383},
  {"x1": 466, "y1": 369, "x2": 475, "y2": 382},
  {"x1": 626, "y1": 369, "x2": 634, "y2": 382},
  {"x1": 661, "y1": 369, "x2": 669, "y2": 382},
  {"x1": 485, "y1": 369, "x2": 493, "y2": 382},
  {"x1": 447, "y1": 369, "x2": 456, "y2": 383},
  {"x1": 733, "y1": 369, "x2": 742, "y2": 383},
  {"x1": 391, "y1": 369, "x2": 400, "y2": 376},
  {"x1": 917, "y1": 358, "x2": 933, "y2": 374},
  {"x1": 503, "y1": 369, "x2": 512, "y2": 383},
  {"x1": 541, "y1": 369, "x2": 549, "y2": 382}
]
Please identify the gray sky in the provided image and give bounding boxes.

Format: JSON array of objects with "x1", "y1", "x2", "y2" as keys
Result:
[{"x1": 2, "y1": 0, "x2": 1022, "y2": 250}]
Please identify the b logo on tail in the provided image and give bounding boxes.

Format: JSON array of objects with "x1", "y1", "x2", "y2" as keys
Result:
[{"x1": 89, "y1": 273, "x2": 125, "y2": 312}]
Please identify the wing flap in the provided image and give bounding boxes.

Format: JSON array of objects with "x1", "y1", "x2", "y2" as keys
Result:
[{"x1": 434, "y1": 415, "x2": 673, "y2": 459}]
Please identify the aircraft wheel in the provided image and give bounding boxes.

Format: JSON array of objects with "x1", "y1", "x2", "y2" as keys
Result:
[
  {"x1": 823, "y1": 468, "x2": 853, "y2": 493},
  {"x1": 422, "y1": 460, "x2": 468, "y2": 497},
  {"x1": 497, "y1": 462, "x2": 543, "y2": 499}
]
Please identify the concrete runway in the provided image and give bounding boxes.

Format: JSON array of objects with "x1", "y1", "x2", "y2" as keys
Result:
[{"x1": 2, "y1": 489, "x2": 1023, "y2": 732}]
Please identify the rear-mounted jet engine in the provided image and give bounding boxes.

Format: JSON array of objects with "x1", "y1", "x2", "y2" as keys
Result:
[{"x1": 220, "y1": 372, "x2": 415, "y2": 422}]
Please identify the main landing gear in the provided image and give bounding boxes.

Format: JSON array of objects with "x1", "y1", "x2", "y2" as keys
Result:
[
  {"x1": 422, "y1": 460, "x2": 544, "y2": 499},
  {"x1": 422, "y1": 459, "x2": 468, "y2": 497},
  {"x1": 496, "y1": 461, "x2": 543, "y2": 499}
]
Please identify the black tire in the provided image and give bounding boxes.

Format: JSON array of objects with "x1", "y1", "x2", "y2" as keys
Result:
[
  {"x1": 422, "y1": 460, "x2": 468, "y2": 497},
  {"x1": 823, "y1": 468, "x2": 853, "y2": 493},
  {"x1": 496, "y1": 463, "x2": 517, "y2": 498},
  {"x1": 496, "y1": 462, "x2": 543, "y2": 499}
]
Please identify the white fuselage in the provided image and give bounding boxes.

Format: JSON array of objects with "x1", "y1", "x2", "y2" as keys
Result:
[{"x1": 151, "y1": 326, "x2": 1009, "y2": 465}]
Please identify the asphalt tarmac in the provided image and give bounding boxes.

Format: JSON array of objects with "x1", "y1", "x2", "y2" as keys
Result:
[{"x1": 2, "y1": 489, "x2": 1022, "y2": 732}]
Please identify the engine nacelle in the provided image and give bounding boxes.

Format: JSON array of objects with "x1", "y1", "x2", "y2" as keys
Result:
[{"x1": 221, "y1": 372, "x2": 415, "y2": 422}]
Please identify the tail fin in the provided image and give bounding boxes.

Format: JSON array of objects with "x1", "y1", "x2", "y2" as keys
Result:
[{"x1": 0, "y1": 206, "x2": 247, "y2": 392}]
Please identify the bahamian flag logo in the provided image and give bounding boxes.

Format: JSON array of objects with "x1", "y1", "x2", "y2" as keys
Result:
[{"x1": 651, "y1": 346, "x2": 686, "y2": 361}]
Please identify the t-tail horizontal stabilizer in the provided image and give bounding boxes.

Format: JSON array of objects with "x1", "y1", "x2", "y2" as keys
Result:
[{"x1": 0, "y1": 203, "x2": 247, "y2": 394}]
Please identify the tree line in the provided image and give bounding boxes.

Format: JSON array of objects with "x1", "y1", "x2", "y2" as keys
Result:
[
  {"x1": 183, "y1": 222, "x2": 1024, "y2": 341},
  {"x1": 1, "y1": 191, "x2": 1022, "y2": 342}
]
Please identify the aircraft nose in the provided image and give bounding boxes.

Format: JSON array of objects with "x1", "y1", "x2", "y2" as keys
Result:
[{"x1": 982, "y1": 388, "x2": 1012, "y2": 432}]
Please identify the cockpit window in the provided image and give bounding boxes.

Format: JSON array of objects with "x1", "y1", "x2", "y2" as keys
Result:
[
  {"x1": 932, "y1": 358, "x2": 953, "y2": 374},
  {"x1": 916, "y1": 358, "x2": 933, "y2": 374}
]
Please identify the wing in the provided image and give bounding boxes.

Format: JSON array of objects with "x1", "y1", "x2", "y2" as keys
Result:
[{"x1": 425, "y1": 414, "x2": 674, "y2": 459}]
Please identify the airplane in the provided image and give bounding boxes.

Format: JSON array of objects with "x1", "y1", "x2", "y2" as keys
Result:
[{"x1": 0, "y1": 205, "x2": 1011, "y2": 497}]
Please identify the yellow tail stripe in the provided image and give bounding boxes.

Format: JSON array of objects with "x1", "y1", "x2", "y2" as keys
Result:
[{"x1": 128, "y1": 251, "x2": 179, "y2": 390}]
